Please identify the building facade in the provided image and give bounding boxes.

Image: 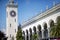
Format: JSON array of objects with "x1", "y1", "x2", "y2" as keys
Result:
[
  {"x1": 22, "y1": 4, "x2": 60, "y2": 40},
  {"x1": 6, "y1": 0, "x2": 60, "y2": 40},
  {"x1": 6, "y1": 0, "x2": 18, "y2": 40}
]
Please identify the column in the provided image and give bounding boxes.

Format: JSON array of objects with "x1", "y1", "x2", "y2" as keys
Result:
[
  {"x1": 42, "y1": 29, "x2": 44, "y2": 39},
  {"x1": 48, "y1": 28, "x2": 50, "y2": 40},
  {"x1": 37, "y1": 31, "x2": 39, "y2": 40},
  {"x1": 28, "y1": 32, "x2": 30, "y2": 40},
  {"x1": 47, "y1": 24, "x2": 50, "y2": 40},
  {"x1": 25, "y1": 33, "x2": 26, "y2": 40}
]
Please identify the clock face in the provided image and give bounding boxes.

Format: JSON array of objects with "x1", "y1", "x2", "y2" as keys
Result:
[{"x1": 10, "y1": 11, "x2": 16, "y2": 17}]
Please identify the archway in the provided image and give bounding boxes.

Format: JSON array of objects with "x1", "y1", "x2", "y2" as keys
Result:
[
  {"x1": 29, "y1": 28, "x2": 32, "y2": 40},
  {"x1": 50, "y1": 20, "x2": 54, "y2": 27},
  {"x1": 26, "y1": 30, "x2": 29, "y2": 40},
  {"x1": 37, "y1": 25, "x2": 42, "y2": 40},
  {"x1": 33, "y1": 26, "x2": 37, "y2": 40},
  {"x1": 22, "y1": 31, "x2": 25, "y2": 40},
  {"x1": 49, "y1": 20, "x2": 55, "y2": 38},
  {"x1": 33, "y1": 26, "x2": 36, "y2": 34},
  {"x1": 43, "y1": 23, "x2": 48, "y2": 38}
]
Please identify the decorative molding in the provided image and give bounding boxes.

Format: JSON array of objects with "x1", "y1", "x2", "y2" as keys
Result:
[{"x1": 6, "y1": 3, "x2": 18, "y2": 8}]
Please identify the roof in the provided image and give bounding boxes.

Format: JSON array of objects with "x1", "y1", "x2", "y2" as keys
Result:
[{"x1": 22, "y1": 3, "x2": 60, "y2": 28}]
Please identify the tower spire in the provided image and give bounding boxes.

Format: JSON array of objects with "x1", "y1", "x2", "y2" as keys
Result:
[{"x1": 9, "y1": 0, "x2": 14, "y2": 4}]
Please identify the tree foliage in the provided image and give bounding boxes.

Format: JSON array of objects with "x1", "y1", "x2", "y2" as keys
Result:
[
  {"x1": 50, "y1": 18, "x2": 60, "y2": 38},
  {"x1": 16, "y1": 24, "x2": 23, "y2": 40},
  {"x1": 33, "y1": 33, "x2": 38, "y2": 40},
  {"x1": 0, "y1": 31, "x2": 5, "y2": 40}
]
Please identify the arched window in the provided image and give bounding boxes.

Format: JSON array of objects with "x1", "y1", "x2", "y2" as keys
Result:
[
  {"x1": 49, "y1": 20, "x2": 55, "y2": 38},
  {"x1": 38, "y1": 25, "x2": 42, "y2": 39},
  {"x1": 26, "y1": 30, "x2": 29, "y2": 40},
  {"x1": 43, "y1": 23, "x2": 48, "y2": 38},
  {"x1": 22, "y1": 31, "x2": 25, "y2": 40},
  {"x1": 29, "y1": 28, "x2": 32, "y2": 40},
  {"x1": 33, "y1": 26, "x2": 37, "y2": 40},
  {"x1": 50, "y1": 20, "x2": 54, "y2": 27},
  {"x1": 33, "y1": 26, "x2": 36, "y2": 34}
]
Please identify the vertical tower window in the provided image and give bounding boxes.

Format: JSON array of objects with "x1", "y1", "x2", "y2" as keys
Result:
[
  {"x1": 10, "y1": 34, "x2": 11, "y2": 38},
  {"x1": 10, "y1": 24, "x2": 11, "y2": 27},
  {"x1": 15, "y1": 29, "x2": 16, "y2": 33},
  {"x1": 15, "y1": 19, "x2": 16, "y2": 22}
]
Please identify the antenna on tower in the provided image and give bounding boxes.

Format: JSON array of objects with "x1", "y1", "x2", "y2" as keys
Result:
[
  {"x1": 53, "y1": 1, "x2": 55, "y2": 6},
  {"x1": 40, "y1": 9, "x2": 42, "y2": 13},
  {"x1": 46, "y1": 5, "x2": 48, "y2": 10}
]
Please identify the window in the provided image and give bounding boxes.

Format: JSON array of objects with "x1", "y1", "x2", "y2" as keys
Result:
[
  {"x1": 38, "y1": 25, "x2": 42, "y2": 38},
  {"x1": 7, "y1": 12, "x2": 8, "y2": 17},
  {"x1": 15, "y1": 29, "x2": 16, "y2": 32},
  {"x1": 15, "y1": 19, "x2": 16, "y2": 22},
  {"x1": 10, "y1": 34, "x2": 11, "y2": 38},
  {"x1": 43, "y1": 23, "x2": 48, "y2": 38},
  {"x1": 50, "y1": 20, "x2": 54, "y2": 27},
  {"x1": 10, "y1": 24, "x2": 11, "y2": 27},
  {"x1": 26, "y1": 30, "x2": 29, "y2": 40},
  {"x1": 33, "y1": 26, "x2": 36, "y2": 34},
  {"x1": 29, "y1": 28, "x2": 32, "y2": 40}
]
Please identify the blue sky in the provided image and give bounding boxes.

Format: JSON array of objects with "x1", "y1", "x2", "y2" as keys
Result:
[{"x1": 0, "y1": 0, "x2": 60, "y2": 30}]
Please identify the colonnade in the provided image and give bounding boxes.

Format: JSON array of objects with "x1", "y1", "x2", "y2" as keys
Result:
[{"x1": 22, "y1": 16, "x2": 60, "y2": 40}]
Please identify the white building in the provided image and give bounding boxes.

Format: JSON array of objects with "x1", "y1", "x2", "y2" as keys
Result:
[
  {"x1": 6, "y1": 0, "x2": 60, "y2": 40},
  {"x1": 22, "y1": 4, "x2": 60, "y2": 40},
  {"x1": 6, "y1": 0, "x2": 18, "y2": 40}
]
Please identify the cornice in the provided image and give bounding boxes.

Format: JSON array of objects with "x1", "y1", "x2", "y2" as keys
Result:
[{"x1": 6, "y1": 3, "x2": 18, "y2": 8}]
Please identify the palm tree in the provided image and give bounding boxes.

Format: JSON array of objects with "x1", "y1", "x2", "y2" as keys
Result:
[
  {"x1": 33, "y1": 26, "x2": 38, "y2": 40},
  {"x1": 33, "y1": 33, "x2": 38, "y2": 40},
  {"x1": 50, "y1": 16, "x2": 60, "y2": 38}
]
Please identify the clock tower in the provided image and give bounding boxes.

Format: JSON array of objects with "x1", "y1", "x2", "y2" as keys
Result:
[{"x1": 6, "y1": 0, "x2": 18, "y2": 40}]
